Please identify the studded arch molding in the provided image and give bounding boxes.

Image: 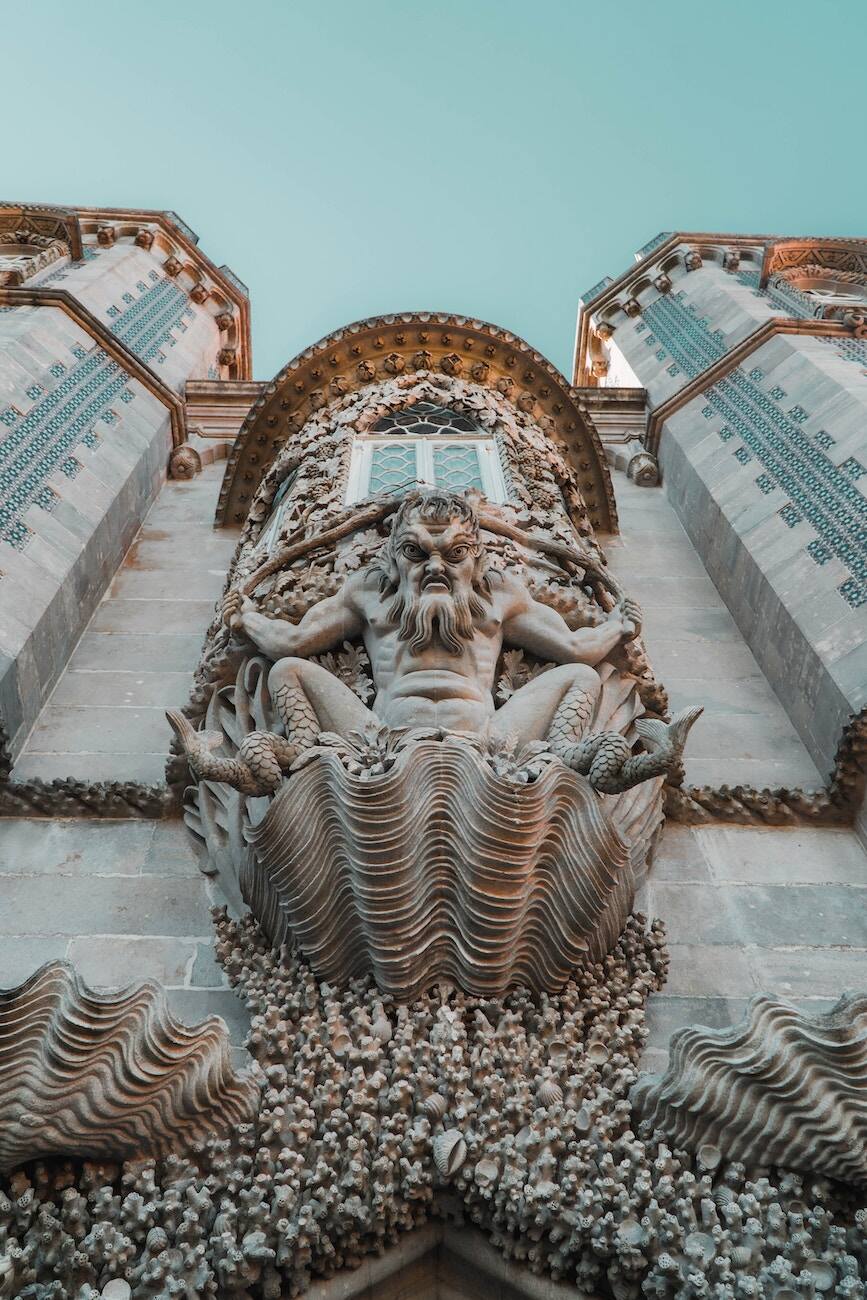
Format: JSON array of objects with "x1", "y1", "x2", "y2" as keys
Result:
[{"x1": 216, "y1": 312, "x2": 618, "y2": 533}]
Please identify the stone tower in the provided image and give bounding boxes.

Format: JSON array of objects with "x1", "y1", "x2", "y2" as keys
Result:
[
  {"x1": 574, "y1": 233, "x2": 867, "y2": 812},
  {"x1": 0, "y1": 204, "x2": 251, "y2": 766}
]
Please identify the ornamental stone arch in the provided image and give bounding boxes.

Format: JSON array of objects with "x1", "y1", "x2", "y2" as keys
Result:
[{"x1": 216, "y1": 311, "x2": 618, "y2": 533}]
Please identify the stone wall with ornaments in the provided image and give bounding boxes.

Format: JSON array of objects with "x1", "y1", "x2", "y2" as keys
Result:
[
  {"x1": 0, "y1": 302, "x2": 172, "y2": 760},
  {"x1": 31, "y1": 241, "x2": 222, "y2": 389},
  {"x1": 0, "y1": 218, "x2": 240, "y2": 765},
  {"x1": 578, "y1": 236, "x2": 867, "y2": 787},
  {"x1": 659, "y1": 328, "x2": 867, "y2": 782}
]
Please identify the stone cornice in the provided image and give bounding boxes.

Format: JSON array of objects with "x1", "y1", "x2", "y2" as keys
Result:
[
  {"x1": 0, "y1": 285, "x2": 186, "y2": 446},
  {"x1": 644, "y1": 316, "x2": 854, "y2": 456},
  {"x1": 75, "y1": 206, "x2": 252, "y2": 380},
  {"x1": 573, "y1": 231, "x2": 867, "y2": 387},
  {"x1": 216, "y1": 311, "x2": 618, "y2": 533}
]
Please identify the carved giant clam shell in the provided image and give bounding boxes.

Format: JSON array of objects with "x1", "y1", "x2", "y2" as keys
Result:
[
  {"x1": 187, "y1": 656, "x2": 662, "y2": 999},
  {"x1": 0, "y1": 962, "x2": 257, "y2": 1173},
  {"x1": 248, "y1": 739, "x2": 634, "y2": 1001},
  {"x1": 632, "y1": 992, "x2": 867, "y2": 1184}
]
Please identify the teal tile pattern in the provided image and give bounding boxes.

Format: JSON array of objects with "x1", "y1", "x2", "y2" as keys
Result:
[
  {"x1": 109, "y1": 277, "x2": 192, "y2": 366},
  {"x1": 643, "y1": 290, "x2": 867, "y2": 608},
  {"x1": 0, "y1": 342, "x2": 131, "y2": 550},
  {"x1": 3, "y1": 268, "x2": 192, "y2": 551}
]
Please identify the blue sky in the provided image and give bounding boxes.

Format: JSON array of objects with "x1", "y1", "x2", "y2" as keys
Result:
[{"x1": 6, "y1": 0, "x2": 865, "y2": 379}]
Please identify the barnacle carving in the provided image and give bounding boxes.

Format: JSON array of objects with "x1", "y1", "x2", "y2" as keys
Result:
[
  {"x1": 0, "y1": 962, "x2": 257, "y2": 1172},
  {"x1": 632, "y1": 992, "x2": 867, "y2": 1184}
]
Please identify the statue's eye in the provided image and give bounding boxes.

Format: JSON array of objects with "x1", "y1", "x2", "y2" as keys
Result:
[
  {"x1": 447, "y1": 545, "x2": 468, "y2": 561},
  {"x1": 402, "y1": 543, "x2": 425, "y2": 561}
]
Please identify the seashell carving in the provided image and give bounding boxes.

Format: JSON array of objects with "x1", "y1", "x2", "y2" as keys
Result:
[
  {"x1": 101, "y1": 1284, "x2": 132, "y2": 1300},
  {"x1": 433, "y1": 1129, "x2": 467, "y2": 1179},
  {"x1": 474, "y1": 1157, "x2": 500, "y2": 1187},
  {"x1": 698, "y1": 1142, "x2": 722, "y2": 1171},
  {"x1": 248, "y1": 739, "x2": 636, "y2": 1001},
  {"x1": 0, "y1": 962, "x2": 257, "y2": 1173},
  {"x1": 632, "y1": 992, "x2": 867, "y2": 1184},
  {"x1": 422, "y1": 1093, "x2": 447, "y2": 1123},
  {"x1": 537, "y1": 1079, "x2": 563, "y2": 1108}
]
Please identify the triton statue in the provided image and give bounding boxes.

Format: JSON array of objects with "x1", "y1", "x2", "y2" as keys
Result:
[{"x1": 169, "y1": 490, "x2": 699, "y2": 796}]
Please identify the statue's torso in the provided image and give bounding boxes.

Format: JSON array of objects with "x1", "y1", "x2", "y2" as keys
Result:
[{"x1": 360, "y1": 589, "x2": 504, "y2": 732}]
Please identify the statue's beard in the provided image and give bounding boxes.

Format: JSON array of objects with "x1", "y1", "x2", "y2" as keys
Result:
[{"x1": 388, "y1": 582, "x2": 487, "y2": 655}]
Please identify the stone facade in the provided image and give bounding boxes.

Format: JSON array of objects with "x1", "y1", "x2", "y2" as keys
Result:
[{"x1": 1, "y1": 213, "x2": 867, "y2": 1299}]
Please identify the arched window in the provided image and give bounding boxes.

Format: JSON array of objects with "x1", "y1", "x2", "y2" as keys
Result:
[{"x1": 346, "y1": 402, "x2": 508, "y2": 504}]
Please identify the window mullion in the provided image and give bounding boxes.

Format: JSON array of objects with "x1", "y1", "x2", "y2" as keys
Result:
[{"x1": 419, "y1": 441, "x2": 434, "y2": 486}]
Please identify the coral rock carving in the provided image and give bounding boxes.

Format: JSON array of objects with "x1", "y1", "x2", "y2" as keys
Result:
[
  {"x1": 0, "y1": 962, "x2": 257, "y2": 1173},
  {"x1": 2, "y1": 916, "x2": 867, "y2": 1298},
  {"x1": 633, "y1": 992, "x2": 867, "y2": 1185}
]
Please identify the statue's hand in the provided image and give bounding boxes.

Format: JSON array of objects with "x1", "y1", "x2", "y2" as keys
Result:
[
  {"x1": 222, "y1": 589, "x2": 255, "y2": 634},
  {"x1": 608, "y1": 597, "x2": 642, "y2": 643}
]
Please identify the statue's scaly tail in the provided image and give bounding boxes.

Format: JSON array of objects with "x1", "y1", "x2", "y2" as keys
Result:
[
  {"x1": 270, "y1": 680, "x2": 320, "y2": 754},
  {"x1": 166, "y1": 709, "x2": 297, "y2": 797},
  {"x1": 560, "y1": 705, "x2": 703, "y2": 795}
]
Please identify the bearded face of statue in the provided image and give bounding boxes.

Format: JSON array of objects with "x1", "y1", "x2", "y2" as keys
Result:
[{"x1": 387, "y1": 515, "x2": 490, "y2": 655}]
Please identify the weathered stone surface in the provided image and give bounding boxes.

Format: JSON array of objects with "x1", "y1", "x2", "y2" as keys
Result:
[
  {"x1": 11, "y1": 462, "x2": 236, "y2": 785},
  {"x1": 0, "y1": 875, "x2": 213, "y2": 935}
]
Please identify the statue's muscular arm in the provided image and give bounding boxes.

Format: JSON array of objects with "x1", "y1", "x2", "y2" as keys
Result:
[
  {"x1": 499, "y1": 573, "x2": 640, "y2": 667},
  {"x1": 225, "y1": 574, "x2": 366, "y2": 660}
]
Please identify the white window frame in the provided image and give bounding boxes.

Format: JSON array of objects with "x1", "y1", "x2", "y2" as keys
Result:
[{"x1": 346, "y1": 437, "x2": 508, "y2": 505}]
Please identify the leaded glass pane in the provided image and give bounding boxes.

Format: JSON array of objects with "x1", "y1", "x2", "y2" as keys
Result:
[
  {"x1": 373, "y1": 402, "x2": 481, "y2": 436},
  {"x1": 259, "y1": 470, "x2": 297, "y2": 551},
  {"x1": 432, "y1": 444, "x2": 484, "y2": 492},
  {"x1": 368, "y1": 443, "x2": 418, "y2": 494}
]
